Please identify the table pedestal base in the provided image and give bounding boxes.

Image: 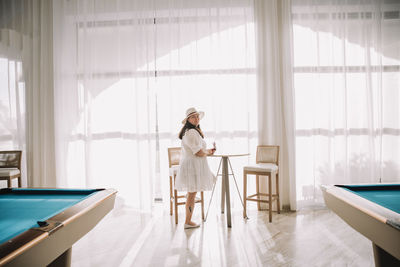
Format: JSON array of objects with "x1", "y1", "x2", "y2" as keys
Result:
[{"x1": 205, "y1": 155, "x2": 247, "y2": 228}]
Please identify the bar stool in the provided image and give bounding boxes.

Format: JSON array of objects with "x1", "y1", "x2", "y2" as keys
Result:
[
  {"x1": 0, "y1": 150, "x2": 22, "y2": 188},
  {"x1": 168, "y1": 147, "x2": 204, "y2": 224},
  {"x1": 243, "y1": 145, "x2": 280, "y2": 222}
]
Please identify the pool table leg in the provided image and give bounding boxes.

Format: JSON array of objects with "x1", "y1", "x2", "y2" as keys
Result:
[
  {"x1": 372, "y1": 243, "x2": 400, "y2": 267},
  {"x1": 48, "y1": 248, "x2": 72, "y2": 267}
]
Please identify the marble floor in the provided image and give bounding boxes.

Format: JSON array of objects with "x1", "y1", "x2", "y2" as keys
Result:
[{"x1": 71, "y1": 197, "x2": 374, "y2": 267}]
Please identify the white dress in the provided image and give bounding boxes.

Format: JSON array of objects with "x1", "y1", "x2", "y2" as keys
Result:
[{"x1": 175, "y1": 129, "x2": 216, "y2": 192}]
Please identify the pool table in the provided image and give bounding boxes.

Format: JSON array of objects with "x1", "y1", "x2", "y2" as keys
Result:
[
  {"x1": 322, "y1": 184, "x2": 400, "y2": 267},
  {"x1": 0, "y1": 188, "x2": 117, "y2": 267}
]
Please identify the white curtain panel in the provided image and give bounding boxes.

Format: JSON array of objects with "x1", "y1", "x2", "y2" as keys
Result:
[
  {"x1": 0, "y1": 0, "x2": 55, "y2": 187},
  {"x1": 254, "y1": 0, "x2": 297, "y2": 210},
  {"x1": 53, "y1": 0, "x2": 257, "y2": 210},
  {"x1": 291, "y1": 0, "x2": 400, "y2": 207}
]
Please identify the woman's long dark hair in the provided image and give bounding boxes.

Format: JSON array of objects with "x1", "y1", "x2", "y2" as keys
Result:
[{"x1": 179, "y1": 121, "x2": 204, "y2": 140}]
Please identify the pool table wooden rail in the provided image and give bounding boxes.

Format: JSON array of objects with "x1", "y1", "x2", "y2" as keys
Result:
[
  {"x1": 0, "y1": 188, "x2": 117, "y2": 267},
  {"x1": 321, "y1": 185, "x2": 400, "y2": 264}
]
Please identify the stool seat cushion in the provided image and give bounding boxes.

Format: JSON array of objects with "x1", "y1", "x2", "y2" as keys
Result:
[
  {"x1": 243, "y1": 163, "x2": 278, "y2": 173},
  {"x1": 0, "y1": 168, "x2": 20, "y2": 177},
  {"x1": 169, "y1": 165, "x2": 179, "y2": 176}
]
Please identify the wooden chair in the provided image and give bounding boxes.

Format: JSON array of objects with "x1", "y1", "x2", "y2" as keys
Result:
[
  {"x1": 0, "y1": 150, "x2": 22, "y2": 188},
  {"x1": 243, "y1": 145, "x2": 280, "y2": 222},
  {"x1": 168, "y1": 147, "x2": 204, "y2": 224}
]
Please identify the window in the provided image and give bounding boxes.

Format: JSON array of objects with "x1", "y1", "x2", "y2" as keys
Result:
[{"x1": 291, "y1": 0, "x2": 400, "y2": 205}]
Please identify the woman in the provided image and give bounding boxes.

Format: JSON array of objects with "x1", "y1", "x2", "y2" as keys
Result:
[{"x1": 175, "y1": 107, "x2": 216, "y2": 229}]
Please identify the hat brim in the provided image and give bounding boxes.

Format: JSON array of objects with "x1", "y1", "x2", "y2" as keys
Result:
[{"x1": 182, "y1": 111, "x2": 204, "y2": 124}]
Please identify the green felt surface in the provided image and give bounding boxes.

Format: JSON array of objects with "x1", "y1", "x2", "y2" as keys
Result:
[
  {"x1": 337, "y1": 184, "x2": 400, "y2": 214},
  {"x1": 0, "y1": 189, "x2": 97, "y2": 245}
]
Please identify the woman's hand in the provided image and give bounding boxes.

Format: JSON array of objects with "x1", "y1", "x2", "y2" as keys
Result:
[
  {"x1": 195, "y1": 149, "x2": 208, "y2": 157},
  {"x1": 208, "y1": 148, "x2": 216, "y2": 155},
  {"x1": 195, "y1": 148, "x2": 215, "y2": 157}
]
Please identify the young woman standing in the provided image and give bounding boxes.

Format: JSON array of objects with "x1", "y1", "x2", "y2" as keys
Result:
[{"x1": 175, "y1": 107, "x2": 216, "y2": 229}]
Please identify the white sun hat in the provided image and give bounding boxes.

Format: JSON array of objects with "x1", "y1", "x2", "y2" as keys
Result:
[{"x1": 181, "y1": 107, "x2": 204, "y2": 124}]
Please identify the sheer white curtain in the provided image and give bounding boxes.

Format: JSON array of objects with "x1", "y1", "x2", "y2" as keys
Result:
[
  {"x1": 0, "y1": 35, "x2": 26, "y2": 188},
  {"x1": 53, "y1": 0, "x2": 257, "y2": 210},
  {"x1": 292, "y1": 0, "x2": 400, "y2": 207},
  {"x1": 253, "y1": 0, "x2": 297, "y2": 210},
  {"x1": 0, "y1": 0, "x2": 55, "y2": 188}
]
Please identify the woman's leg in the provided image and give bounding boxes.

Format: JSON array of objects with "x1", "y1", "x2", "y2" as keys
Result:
[{"x1": 185, "y1": 192, "x2": 197, "y2": 225}]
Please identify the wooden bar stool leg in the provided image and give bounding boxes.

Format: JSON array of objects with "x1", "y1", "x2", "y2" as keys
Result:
[
  {"x1": 201, "y1": 192, "x2": 205, "y2": 220},
  {"x1": 174, "y1": 188, "x2": 179, "y2": 224},
  {"x1": 276, "y1": 172, "x2": 280, "y2": 214},
  {"x1": 243, "y1": 171, "x2": 247, "y2": 218},
  {"x1": 7, "y1": 178, "x2": 11, "y2": 188},
  {"x1": 18, "y1": 176, "x2": 21, "y2": 188},
  {"x1": 169, "y1": 176, "x2": 173, "y2": 216},
  {"x1": 256, "y1": 175, "x2": 261, "y2": 211},
  {"x1": 268, "y1": 174, "x2": 272, "y2": 222}
]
